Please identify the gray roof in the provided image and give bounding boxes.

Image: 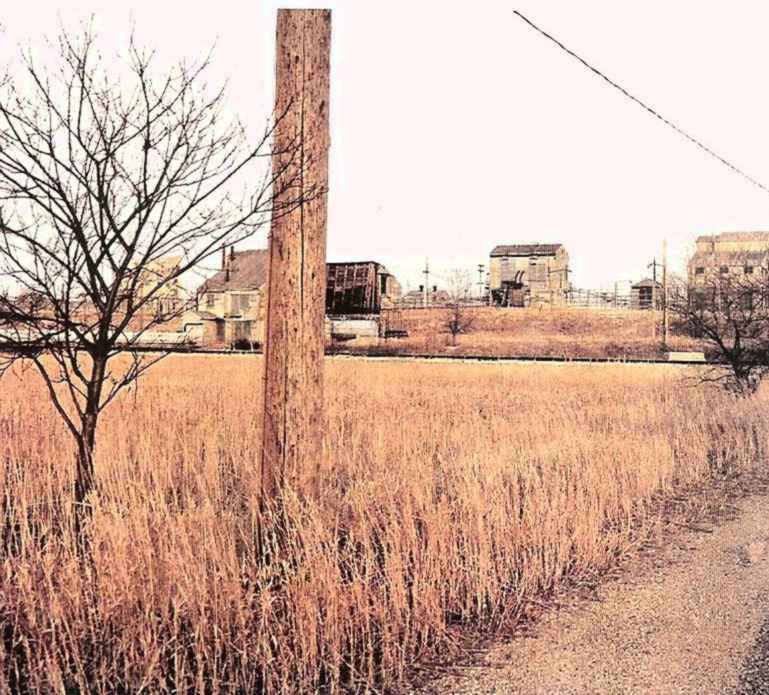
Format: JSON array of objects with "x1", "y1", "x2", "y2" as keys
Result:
[
  {"x1": 690, "y1": 250, "x2": 768, "y2": 266},
  {"x1": 402, "y1": 289, "x2": 451, "y2": 299},
  {"x1": 632, "y1": 278, "x2": 662, "y2": 288},
  {"x1": 491, "y1": 243, "x2": 563, "y2": 257},
  {"x1": 695, "y1": 231, "x2": 769, "y2": 244},
  {"x1": 199, "y1": 249, "x2": 268, "y2": 294}
]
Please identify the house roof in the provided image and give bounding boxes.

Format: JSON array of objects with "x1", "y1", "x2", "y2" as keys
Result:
[
  {"x1": 198, "y1": 249, "x2": 268, "y2": 294},
  {"x1": 632, "y1": 278, "x2": 662, "y2": 288},
  {"x1": 327, "y1": 261, "x2": 394, "y2": 276},
  {"x1": 695, "y1": 231, "x2": 769, "y2": 244},
  {"x1": 690, "y1": 250, "x2": 768, "y2": 266},
  {"x1": 402, "y1": 289, "x2": 450, "y2": 299},
  {"x1": 491, "y1": 243, "x2": 563, "y2": 257}
]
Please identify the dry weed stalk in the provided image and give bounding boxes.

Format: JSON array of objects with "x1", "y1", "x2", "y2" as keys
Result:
[{"x1": 1, "y1": 357, "x2": 766, "y2": 692}]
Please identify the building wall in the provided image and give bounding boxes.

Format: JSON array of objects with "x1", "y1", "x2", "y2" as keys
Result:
[
  {"x1": 380, "y1": 273, "x2": 403, "y2": 308},
  {"x1": 326, "y1": 262, "x2": 402, "y2": 314},
  {"x1": 695, "y1": 235, "x2": 769, "y2": 255},
  {"x1": 690, "y1": 235, "x2": 769, "y2": 284},
  {"x1": 489, "y1": 247, "x2": 570, "y2": 304},
  {"x1": 630, "y1": 284, "x2": 663, "y2": 310},
  {"x1": 197, "y1": 289, "x2": 263, "y2": 320},
  {"x1": 195, "y1": 289, "x2": 265, "y2": 347}
]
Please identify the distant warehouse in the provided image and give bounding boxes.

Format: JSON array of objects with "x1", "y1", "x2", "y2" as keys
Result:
[
  {"x1": 688, "y1": 232, "x2": 769, "y2": 310},
  {"x1": 325, "y1": 261, "x2": 402, "y2": 314},
  {"x1": 325, "y1": 261, "x2": 403, "y2": 340},
  {"x1": 489, "y1": 243, "x2": 570, "y2": 307}
]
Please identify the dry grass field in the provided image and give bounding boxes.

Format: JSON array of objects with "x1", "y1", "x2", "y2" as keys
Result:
[
  {"x1": 1, "y1": 356, "x2": 766, "y2": 693},
  {"x1": 342, "y1": 307, "x2": 707, "y2": 359}
]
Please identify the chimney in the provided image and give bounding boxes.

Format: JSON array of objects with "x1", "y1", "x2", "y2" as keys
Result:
[
  {"x1": 221, "y1": 246, "x2": 226, "y2": 270},
  {"x1": 225, "y1": 266, "x2": 230, "y2": 282},
  {"x1": 432, "y1": 285, "x2": 437, "y2": 292},
  {"x1": 418, "y1": 285, "x2": 424, "y2": 292},
  {"x1": 230, "y1": 246, "x2": 235, "y2": 262}
]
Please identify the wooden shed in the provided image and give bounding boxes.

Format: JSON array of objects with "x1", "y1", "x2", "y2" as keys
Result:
[
  {"x1": 630, "y1": 279, "x2": 663, "y2": 310},
  {"x1": 325, "y1": 262, "x2": 401, "y2": 315}
]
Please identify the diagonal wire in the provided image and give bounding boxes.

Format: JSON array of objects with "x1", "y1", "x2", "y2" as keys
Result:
[{"x1": 513, "y1": 10, "x2": 769, "y2": 195}]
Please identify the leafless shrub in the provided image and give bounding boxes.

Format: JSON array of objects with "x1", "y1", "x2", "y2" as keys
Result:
[
  {"x1": 444, "y1": 269, "x2": 475, "y2": 346},
  {"x1": 669, "y1": 264, "x2": 769, "y2": 394},
  {"x1": 0, "y1": 24, "x2": 310, "y2": 528}
]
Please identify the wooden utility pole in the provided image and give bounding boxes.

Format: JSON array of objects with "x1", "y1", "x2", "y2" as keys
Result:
[
  {"x1": 261, "y1": 9, "x2": 332, "y2": 501},
  {"x1": 662, "y1": 238, "x2": 669, "y2": 346},
  {"x1": 648, "y1": 256, "x2": 660, "y2": 340}
]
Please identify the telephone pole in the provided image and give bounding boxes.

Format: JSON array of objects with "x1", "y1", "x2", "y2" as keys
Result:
[
  {"x1": 261, "y1": 9, "x2": 332, "y2": 501},
  {"x1": 477, "y1": 264, "x2": 485, "y2": 301},
  {"x1": 662, "y1": 239, "x2": 669, "y2": 346},
  {"x1": 648, "y1": 256, "x2": 660, "y2": 339},
  {"x1": 648, "y1": 257, "x2": 660, "y2": 284},
  {"x1": 423, "y1": 258, "x2": 429, "y2": 309}
]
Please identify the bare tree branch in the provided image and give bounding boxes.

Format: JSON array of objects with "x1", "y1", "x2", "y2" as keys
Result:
[{"x1": 0, "y1": 24, "x2": 317, "y2": 524}]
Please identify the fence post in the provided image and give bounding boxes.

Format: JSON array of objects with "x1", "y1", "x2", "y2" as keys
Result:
[{"x1": 261, "y1": 9, "x2": 332, "y2": 501}]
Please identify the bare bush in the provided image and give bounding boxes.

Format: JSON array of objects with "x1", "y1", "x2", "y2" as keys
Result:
[
  {"x1": 0, "y1": 24, "x2": 306, "y2": 527},
  {"x1": 444, "y1": 269, "x2": 475, "y2": 346},
  {"x1": 669, "y1": 266, "x2": 769, "y2": 393}
]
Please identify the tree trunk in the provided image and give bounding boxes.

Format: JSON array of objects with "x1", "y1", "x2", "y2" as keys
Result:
[
  {"x1": 74, "y1": 414, "x2": 97, "y2": 511},
  {"x1": 74, "y1": 355, "x2": 106, "y2": 536}
]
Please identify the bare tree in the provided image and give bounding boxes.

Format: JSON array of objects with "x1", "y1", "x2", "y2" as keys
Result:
[
  {"x1": 444, "y1": 269, "x2": 475, "y2": 347},
  {"x1": 0, "y1": 25, "x2": 307, "y2": 527},
  {"x1": 669, "y1": 263, "x2": 769, "y2": 394}
]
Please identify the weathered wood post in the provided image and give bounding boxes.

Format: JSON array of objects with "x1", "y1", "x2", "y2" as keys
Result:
[{"x1": 261, "y1": 9, "x2": 331, "y2": 501}]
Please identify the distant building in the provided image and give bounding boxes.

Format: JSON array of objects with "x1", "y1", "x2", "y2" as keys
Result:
[
  {"x1": 195, "y1": 248, "x2": 268, "y2": 347},
  {"x1": 325, "y1": 262, "x2": 402, "y2": 315},
  {"x1": 192, "y1": 255, "x2": 403, "y2": 346},
  {"x1": 630, "y1": 279, "x2": 663, "y2": 310},
  {"x1": 688, "y1": 232, "x2": 769, "y2": 309},
  {"x1": 689, "y1": 232, "x2": 769, "y2": 279},
  {"x1": 400, "y1": 286, "x2": 451, "y2": 309},
  {"x1": 489, "y1": 243, "x2": 570, "y2": 306},
  {"x1": 132, "y1": 255, "x2": 188, "y2": 329}
]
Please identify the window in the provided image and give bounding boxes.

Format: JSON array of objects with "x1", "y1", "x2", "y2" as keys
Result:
[
  {"x1": 638, "y1": 286, "x2": 653, "y2": 310},
  {"x1": 234, "y1": 321, "x2": 252, "y2": 339},
  {"x1": 741, "y1": 293, "x2": 754, "y2": 311},
  {"x1": 695, "y1": 267, "x2": 705, "y2": 275},
  {"x1": 230, "y1": 293, "x2": 252, "y2": 315},
  {"x1": 694, "y1": 292, "x2": 706, "y2": 310},
  {"x1": 529, "y1": 257, "x2": 538, "y2": 266},
  {"x1": 745, "y1": 266, "x2": 754, "y2": 275},
  {"x1": 206, "y1": 293, "x2": 215, "y2": 309},
  {"x1": 720, "y1": 266, "x2": 729, "y2": 274}
]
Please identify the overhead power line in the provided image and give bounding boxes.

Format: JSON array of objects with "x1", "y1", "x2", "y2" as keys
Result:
[{"x1": 512, "y1": 10, "x2": 769, "y2": 196}]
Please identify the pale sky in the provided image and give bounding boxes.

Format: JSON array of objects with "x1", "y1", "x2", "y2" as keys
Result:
[{"x1": 3, "y1": 1, "x2": 769, "y2": 293}]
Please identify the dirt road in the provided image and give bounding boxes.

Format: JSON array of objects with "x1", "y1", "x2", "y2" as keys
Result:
[{"x1": 419, "y1": 493, "x2": 769, "y2": 695}]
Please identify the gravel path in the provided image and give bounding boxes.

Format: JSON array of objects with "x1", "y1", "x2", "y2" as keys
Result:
[{"x1": 418, "y1": 493, "x2": 769, "y2": 695}]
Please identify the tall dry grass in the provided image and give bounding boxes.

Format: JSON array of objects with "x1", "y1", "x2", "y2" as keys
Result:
[
  {"x1": 1, "y1": 356, "x2": 766, "y2": 693},
  {"x1": 357, "y1": 307, "x2": 707, "y2": 358}
]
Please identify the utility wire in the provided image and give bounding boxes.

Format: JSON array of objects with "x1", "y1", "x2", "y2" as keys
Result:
[{"x1": 513, "y1": 10, "x2": 769, "y2": 196}]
